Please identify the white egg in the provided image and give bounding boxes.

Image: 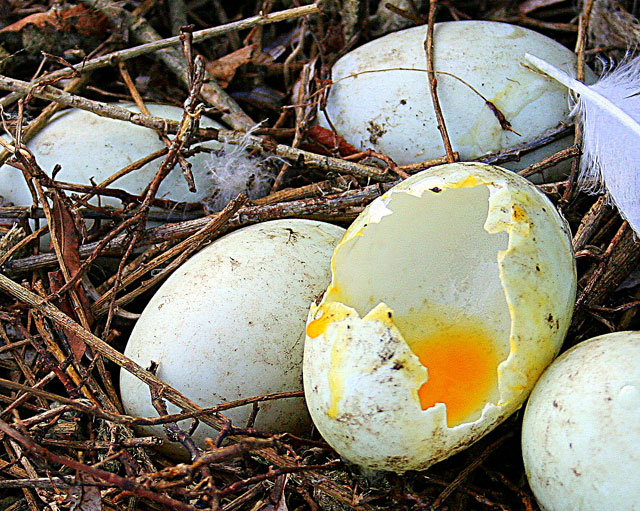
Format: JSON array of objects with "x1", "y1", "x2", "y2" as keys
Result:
[
  {"x1": 522, "y1": 331, "x2": 640, "y2": 511},
  {"x1": 0, "y1": 103, "x2": 223, "y2": 208},
  {"x1": 120, "y1": 219, "x2": 345, "y2": 455},
  {"x1": 321, "y1": 21, "x2": 595, "y2": 181},
  {"x1": 303, "y1": 162, "x2": 576, "y2": 472}
]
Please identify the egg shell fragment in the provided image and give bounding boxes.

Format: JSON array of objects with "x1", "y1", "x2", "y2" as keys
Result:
[
  {"x1": 0, "y1": 103, "x2": 223, "y2": 208},
  {"x1": 522, "y1": 331, "x2": 640, "y2": 511},
  {"x1": 304, "y1": 162, "x2": 576, "y2": 472},
  {"x1": 120, "y1": 219, "x2": 345, "y2": 456},
  {"x1": 320, "y1": 21, "x2": 595, "y2": 180}
]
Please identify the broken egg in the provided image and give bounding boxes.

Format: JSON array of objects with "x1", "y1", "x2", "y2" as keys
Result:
[
  {"x1": 120, "y1": 219, "x2": 344, "y2": 455},
  {"x1": 522, "y1": 331, "x2": 640, "y2": 511},
  {"x1": 320, "y1": 21, "x2": 595, "y2": 181},
  {"x1": 303, "y1": 162, "x2": 576, "y2": 472}
]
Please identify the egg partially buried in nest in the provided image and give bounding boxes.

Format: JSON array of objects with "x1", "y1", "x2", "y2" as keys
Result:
[
  {"x1": 522, "y1": 331, "x2": 640, "y2": 511},
  {"x1": 120, "y1": 219, "x2": 345, "y2": 455},
  {"x1": 303, "y1": 162, "x2": 576, "y2": 472},
  {"x1": 0, "y1": 103, "x2": 224, "y2": 208},
  {"x1": 320, "y1": 21, "x2": 596, "y2": 181}
]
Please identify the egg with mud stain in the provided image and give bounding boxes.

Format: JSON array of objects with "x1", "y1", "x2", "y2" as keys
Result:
[
  {"x1": 303, "y1": 162, "x2": 576, "y2": 472},
  {"x1": 320, "y1": 21, "x2": 596, "y2": 182}
]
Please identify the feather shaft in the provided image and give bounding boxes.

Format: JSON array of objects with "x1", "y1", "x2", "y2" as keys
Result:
[
  {"x1": 524, "y1": 53, "x2": 640, "y2": 236},
  {"x1": 524, "y1": 53, "x2": 640, "y2": 139}
]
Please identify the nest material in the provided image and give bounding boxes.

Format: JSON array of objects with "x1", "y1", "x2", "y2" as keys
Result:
[{"x1": 0, "y1": 1, "x2": 638, "y2": 510}]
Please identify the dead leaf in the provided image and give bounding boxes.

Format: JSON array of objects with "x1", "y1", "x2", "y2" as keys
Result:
[
  {"x1": 205, "y1": 45, "x2": 256, "y2": 88},
  {"x1": 0, "y1": 5, "x2": 108, "y2": 37},
  {"x1": 65, "y1": 474, "x2": 103, "y2": 511},
  {"x1": 50, "y1": 194, "x2": 83, "y2": 276},
  {"x1": 48, "y1": 194, "x2": 93, "y2": 360},
  {"x1": 305, "y1": 126, "x2": 360, "y2": 156}
]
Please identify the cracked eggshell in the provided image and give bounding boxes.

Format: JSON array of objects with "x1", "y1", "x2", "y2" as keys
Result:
[
  {"x1": 120, "y1": 219, "x2": 345, "y2": 455},
  {"x1": 321, "y1": 21, "x2": 595, "y2": 181},
  {"x1": 522, "y1": 332, "x2": 640, "y2": 511},
  {"x1": 303, "y1": 162, "x2": 576, "y2": 472},
  {"x1": 0, "y1": 103, "x2": 222, "y2": 208}
]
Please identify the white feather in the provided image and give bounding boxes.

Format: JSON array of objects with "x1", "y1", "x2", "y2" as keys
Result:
[{"x1": 525, "y1": 53, "x2": 640, "y2": 235}]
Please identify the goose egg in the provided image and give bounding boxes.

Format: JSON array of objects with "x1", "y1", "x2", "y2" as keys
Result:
[
  {"x1": 120, "y1": 219, "x2": 345, "y2": 455},
  {"x1": 0, "y1": 103, "x2": 223, "y2": 209},
  {"x1": 321, "y1": 21, "x2": 596, "y2": 181},
  {"x1": 303, "y1": 162, "x2": 576, "y2": 472},
  {"x1": 522, "y1": 331, "x2": 640, "y2": 511}
]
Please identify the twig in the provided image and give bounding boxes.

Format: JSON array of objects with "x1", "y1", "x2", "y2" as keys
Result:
[
  {"x1": 100, "y1": 52, "x2": 207, "y2": 336},
  {"x1": 576, "y1": 221, "x2": 640, "y2": 312},
  {"x1": 0, "y1": 277, "x2": 372, "y2": 510},
  {"x1": 0, "y1": 477, "x2": 113, "y2": 489},
  {"x1": 517, "y1": 145, "x2": 580, "y2": 179},
  {"x1": 0, "y1": 74, "x2": 92, "y2": 166},
  {"x1": 424, "y1": 0, "x2": 455, "y2": 163},
  {"x1": 477, "y1": 124, "x2": 573, "y2": 166},
  {"x1": 0, "y1": 377, "x2": 303, "y2": 427},
  {"x1": 1, "y1": 4, "x2": 319, "y2": 110},
  {"x1": 561, "y1": 0, "x2": 595, "y2": 204},
  {"x1": 0, "y1": 75, "x2": 390, "y2": 183},
  {"x1": 0, "y1": 418, "x2": 201, "y2": 511},
  {"x1": 91, "y1": 195, "x2": 246, "y2": 317},
  {"x1": 168, "y1": 0, "x2": 187, "y2": 35},
  {"x1": 572, "y1": 196, "x2": 612, "y2": 251},
  {"x1": 80, "y1": 0, "x2": 255, "y2": 129},
  {"x1": 217, "y1": 130, "x2": 390, "y2": 181},
  {"x1": 342, "y1": 0, "x2": 367, "y2": 43},
  {"x1": 3, "y1": 184, "x2": 389, "y2": 273},
  {"x1": 431, "y1": 433, "x2": 511, "y2": 509}
]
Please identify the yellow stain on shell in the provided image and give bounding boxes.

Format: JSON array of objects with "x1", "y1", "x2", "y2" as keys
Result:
[
  {"x1": 306, "y1": 301, "x2": 351, "y2": 339},
  {"x1": 511, "y1": 204, "x2": 527, "y2": 222},
  {"x1": 445, "y1": 174, "x2": 480, "y2": 190},
  {"x1": 326, "y1": 324, "x2": 349, "y2": 419}
]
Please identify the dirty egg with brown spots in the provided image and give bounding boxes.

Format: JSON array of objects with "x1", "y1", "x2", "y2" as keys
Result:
[
  {"x1": 320, "y1": 21, "x2": 596, "y2": 182},
  {"x1": 303, "y1": 162, "x2": 576, "y2": 472},
  {"x1": 120, "y1": 219, "x2": 344, "y2": 457}
]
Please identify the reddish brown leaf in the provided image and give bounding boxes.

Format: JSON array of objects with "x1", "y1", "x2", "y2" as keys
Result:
[
  {"x1": 205, "y1": 45, "x2": 256, "y2": 88},
  {"x1": 305, "y1": 126, "x2": 360, "y2": 156},
  {"x1": 48, "y1": 271, "x2": 86, "y2": 361},
  {"x1": 0, "y1": 5, "x2": 108, "y2": 37},
  {"x1": 51, "y1": 194, "x2": 83, "y2": 276},
  {"x1": 48, "y1": 194, "x2": 93, "y2": 361}
]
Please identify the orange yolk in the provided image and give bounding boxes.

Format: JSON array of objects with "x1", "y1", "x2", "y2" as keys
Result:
[
  {"x1": 306, "y1": 315, "x2": 331, "y2": 338},
  {"x1": 411, "y1": 327, "x2": 500, "y2": 428}
]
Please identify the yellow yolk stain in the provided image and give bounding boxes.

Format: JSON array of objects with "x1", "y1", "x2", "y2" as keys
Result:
[
  {"x1": 326, "y1": 335, "x2": 347, "y2": 419},
  {"x1": 410, "y1": 326, "x2": 500, "y2": 428},
  {"x1": 306, "y1": 302, "x2": 351, "y2": 339},
  {"x1": 306, "y1": 314, "x2": 333, "y2": 338}
]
